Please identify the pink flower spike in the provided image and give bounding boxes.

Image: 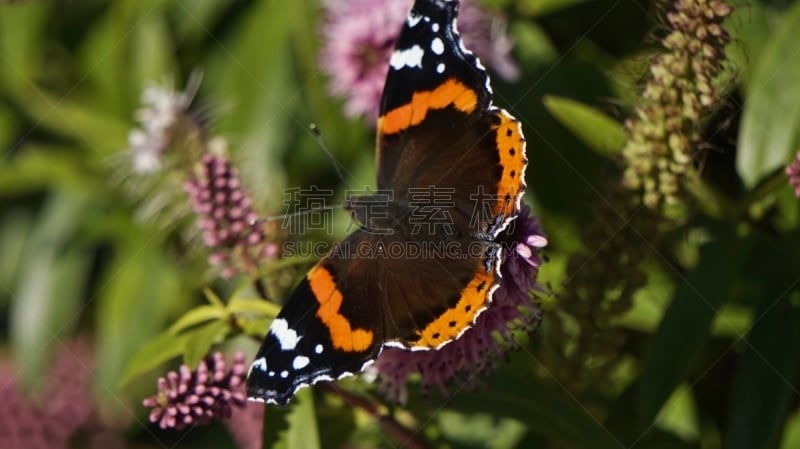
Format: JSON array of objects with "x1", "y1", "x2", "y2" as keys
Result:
[{"x1": 142, "y1": 352, "x2": 249, "y2": 431}]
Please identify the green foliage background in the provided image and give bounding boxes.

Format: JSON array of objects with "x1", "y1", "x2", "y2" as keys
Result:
[{"x1": 1, "y1": 0, "x2": 799, "y2": 448}]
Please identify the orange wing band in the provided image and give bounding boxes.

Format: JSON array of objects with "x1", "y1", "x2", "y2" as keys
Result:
[
  {"x1": 492, "y1": 110, "x2": 526, "y2": 218},
  {"x1": 413, "y1": 267, "x2": 496, "y2": 349},
  {"x1": 308, "y1": 266, "x2": 374, "y2": 352},
  {"x1": 379, "y1": 78, "x2": 478, "y2": 136}
]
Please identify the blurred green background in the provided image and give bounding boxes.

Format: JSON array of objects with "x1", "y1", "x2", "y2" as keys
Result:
[{"x1": 1, "y1": 0, "x2": 800, "y2": 448}]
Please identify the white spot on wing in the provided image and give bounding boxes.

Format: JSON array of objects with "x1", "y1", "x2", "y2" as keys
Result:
[
  {"x1": 280, "y1": 370, "x2": 289, "y2": 378},
  {"x1": 251, "y1": 357, "x2": 267, "y2": 372},
  {"x1": 432, "y1": 23, "x2": 440, "y2": 32},
  {"x1": 431, "y1": 37, "x2": 445, "y2": 55},
  {"x1": 436, "y1": 63, "x2": 445, "y2": 73},
  {"x1": 292, "y1": 356, "x2": 310, "y2": 370},
  {"x1": 407, "y1": 13, "x2": 422, "y2": 28},
  {"x1": 314, "y1": 344, "x2": 323, "y2": 354},
  {"x1": 269, "y1": 318, "x2": 301, "y2": 350},
  {"x1": 390, "y1": 45, "x2": 425, "y2": 70}
]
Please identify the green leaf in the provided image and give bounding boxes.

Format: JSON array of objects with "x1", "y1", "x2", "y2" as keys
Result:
[
  {"x1": 726, "y1": 293, "x2": 800, "y2": 449},
  {"x1": 0, "y1": 147, "x2": 99, "y2": 195},
  {"x1": 615, "y1": 260, "x2": 675, "y2": 333},
  {"x1": 76, "y1": 0, "x2": 132, "y2": 116},
  {"x1": 95, "y1": 232, "x2": 186, "y2": 402},
  {"x1": 168, "y1": 304, "x2": 227, "y2": 335},
  {"x1": 204, "y1": 287, "x2": 225, "y2": 308},
  {"x1": 182, "y1": 320, "x2": 231, "y2": 368},
  {"x1": 710, "y1": 304, "x2": 752, "y2": 338},
  {"x1": 638, "y1": 234, "x2": 755, "y2": 425},
  {"x1": 9, "y1": 192, "x2": 90, "y2": 386},
  {"x1": 519, "y1": 0, "x2": 590, "y2": 17},
  {"x1": 10, "y1": 87, "x2": 129, "y2": 155},
  {"x1": 130, "y1": 14, "x2": 174, "y2": 90},
  {"x1": 725, "y1": 0, "x2": 772, "y2": 94},
  {"x1": 117, "y1": 330, "x2": 190, "y2": 389},
  {"x1": 0, "y1": 2, "x2": 48, "y2": 89},
  {"x1": 780, "y1": 410, "x2": 800, "y2": 449},
  {"x1": 227, "y1": 297, "x2": 281, "y2": 318},
  {"x1": 737, "y1": 1, "x2": 800, "y2": 188},
  {"x1": 0, "y1": 210, "x2": 32, "y2": 305},
  {"x1": 511, "y1": 22, "x2": 558, "y2": 71},
  {"x1": 263, "y1": 388, "x2": 321, "y2": 449},
  {"x1": 315, "y1": 401, "x2": 357, "y2": 449},
  {"x1": 438, "y1": 411, "x2": 527, "y2": 449},
  {"x1": 170, "y1": 0, "x2": 231, "y2": 43},
  {"x1": 653, "y1": 384, "x2": 699, "y2": 443},
  {"x1": 445, "y1": 357, "x2": 622, "y2": 449},
  {"x1": 204, "y1": 0, "x2": 297, "y2": 201},
  {"x1": 543, "y1": 95, "x2": 627, "y2": 158},
  {"x1": 242, "y1": 318, "x2": 273, "y2": 338},
  {"x1": 118, "y1": 314, "x2": 232, "y2": 389}
]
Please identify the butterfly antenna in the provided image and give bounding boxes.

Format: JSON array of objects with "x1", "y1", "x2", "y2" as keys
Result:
[
  {"x1": 309, "y1": 123, "x2": 354, "y2": 190},
  {"x1": 250, "y1": 205, "x2": 346, "y2": 228}
]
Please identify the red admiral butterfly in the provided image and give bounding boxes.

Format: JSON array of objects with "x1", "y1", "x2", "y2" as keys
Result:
[{"x1": 247, "y1": 0, "x2": 527, "y2": 405}]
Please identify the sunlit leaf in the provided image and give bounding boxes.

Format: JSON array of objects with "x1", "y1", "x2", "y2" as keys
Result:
[
  {"x1": 227, "y1": 297, "x2": 281, "y2": 318},
  {"x1": 519, "y1": 0, "x2": 590, "y2": 17},
  {"x1": 204, "y1": 287, "x2": 225, "y2": 307},
  {"x1": 737, "y1": 1, "x2": 800, "y2": 188},
  {"x1": 725, "y1": 0, "x2": 773, "y2": 93},
  {"x1": 543, "y1": 95, "x2": 627, "y2": 157},
  {"x1": 780, "y1": 410, "x2": 800, "y2": 449},
  {"x1": 653, "y1": 384, "x2": 699, "y2": 443},
  {"x1": 438, "y1": 411, "x2": 527, "y2": 449},
  {"x1": 95, "y1": 232, "x2": 186, "y2": 404},
  {"x1": 263, "y1": 388, "x2": 320, "y2": 449},
  {"x1": 0, "y1": 2, "x2": 48, "y2": 89},
  {"x1": 168, "y1": 304, "x2": 227, "y2": 335},
  {"x1": 183, "y1": 320, "x2": 231, "y2": 368},
  {"x1": 9, "y1": 192, "x2": 90, "y2": 386},
  {"x1": 242, "y1": 318, "x2": 273, "y2": 338},
  {"x1": 117, "y1": 330, "x2": 191, "y2": 389}
]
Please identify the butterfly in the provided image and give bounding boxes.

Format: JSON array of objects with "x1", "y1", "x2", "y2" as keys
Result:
[{"x1": 246, "y1": 0, "x2": 526, "y2": 406}]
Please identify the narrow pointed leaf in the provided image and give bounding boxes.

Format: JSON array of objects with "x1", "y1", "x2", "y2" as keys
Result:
[
  {"x1": 543, "y1": 95, "x2": 627, "y2": 157},
  {"x1": 638, "y1": 235, "x2": 754, "y2": 425},
  {"x1": 726, "y1": 293, "x2": 800, "y2": 449}
]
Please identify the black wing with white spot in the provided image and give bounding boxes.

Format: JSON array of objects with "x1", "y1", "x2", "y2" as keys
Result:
[{"x1": 379, "y1": 0, "x2": 491, "y2": 116}]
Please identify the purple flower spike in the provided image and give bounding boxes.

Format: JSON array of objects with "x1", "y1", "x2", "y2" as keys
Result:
[
  {"x1": 185, "y1": 155, "x2": 278, "y2": 278},
  {"x1": 143, "y1": 352, "x2": 248, "y2": 431},
  {"x1": 0, "y1": 340, "x2": 125, "y2": 449},
  {"x1": 373, "y1": 205, "x2": 547, "y2": 403}
]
